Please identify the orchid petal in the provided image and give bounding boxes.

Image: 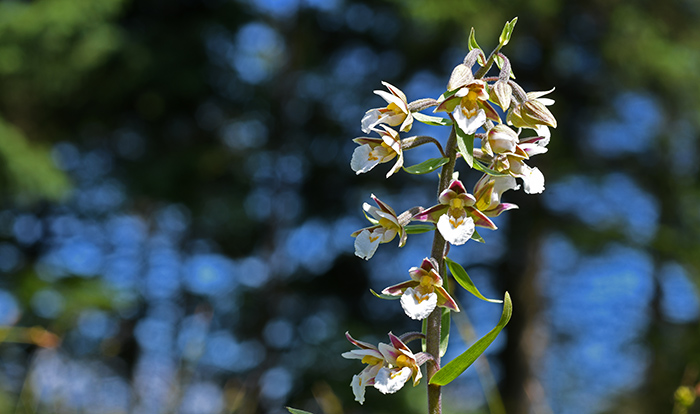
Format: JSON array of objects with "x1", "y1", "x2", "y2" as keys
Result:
[
  {"x1": 374, "y1": 367, "x2": 412, "y2": 394},
  {"x1": 377, "y1": 342, "x2": 400, "y2": 363},
  {"x1": 484, "y1": 202, "x2": 519, "y2": 217},
  {"x1": 351, "y1": 374, "x2": 367, "y2": 404},
  {"x1": 400, "y1": 288, "x2": 438, "y2": 320},
  {"x1": 435, "y1": 286, "x2": 460, "y2": 311},
  {"x1": 351, "y1": 144, "x2": 381, "y2": 174},
  {"x1": 381, "y1": 81, "x2": 407, "y2": 103},
  {"x1": 361, "y1": 109, "x2": 386, "y2": 134},
  {"x1": 521, "y1": 166, "x2": 545, "y2": 194},
  {"x1": 437, "y1": 213, "x2": 475, "y2": 246},
  {"x1": 370, "y1": 194, "x2": 397, "y2": 216},
  {"x1": 374, "y1": 90, "x2": 408, "y2": 113},
  {"x1": 345, "y1": 332, "x2": 379, "y2": 350},
  {"x1": 412, "y1": 204, "x2": 448, "y2": 223},
  {"x1": 342, "y1": 348, "x2": 384, "y2": 360},
  {"x1": 382, "y1": 280, "x2": 419, "y2": 296},
  {"x1": 454, "y1": 107, "x2": 486, "y2": 135},
  {"x1": 354, "y1": 229, "x2": 381, "y2": 260},
  {"x1": 468, "y1": 207, "x2": 498, "y2": 230}
]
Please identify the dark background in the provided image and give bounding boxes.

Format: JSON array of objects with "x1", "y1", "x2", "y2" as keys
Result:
[{"x1": 0, "y1": 0, "x2": 699, "y2": 413}]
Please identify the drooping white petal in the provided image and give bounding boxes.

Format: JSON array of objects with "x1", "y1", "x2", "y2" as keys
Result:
[
  {"x1": 437, "y1": 213, "x2": 475, "y2": 246},
  {"x1": 361, "y1": 109, "x2": 386, "y2": 134},
  {"x1": 351, "y1": 374, "x2": 367, "y2": 404},
  {"x1": 354, "y1": 229, "x2": 381, "y2": 260},
  {"x1": 493, "y1": 175, "x2": 520, "y2": 197},
  {"x1": 351, "y1": 144, "x2": 381, "y2": 174},
  {"x1": 521, "y1": 143, "x2": 548, "y2": 157},
  {"x1": 400, "y1": 287, "x2": 438, "y2": 320},
  {"x1": 534, "y1": 124, "x2": 551, "y2": 141},
  {"x1": 374, "y1": 367, "x2": 412, "y2": 394},
  {"x1": 454, "y1": 106, "x2": 487, "y2": 135},
  {"x1": 522, "y1": 166, "x2": 545, "y2": 194}
]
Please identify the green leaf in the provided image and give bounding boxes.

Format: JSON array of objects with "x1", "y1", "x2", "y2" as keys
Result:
[
  {"x1": 370, "y1": 288, "x2": 400, "y2": 300},
  {"x1": 437, "y1": 88, "x2": 459, "y2": 104},
  {"x1": 499, "y1": 17, "x2": 518, "y2": 47},
  {"x1": 440, "y1": 307, "x2": 451, "y2": 357},
  {"x1": 471, "y1": 229, "x2": 485, "y2": 243},
  {"x1": 455, "y1": 126, "x2": 474, "y2": 168},
  {"x1": 445, "y1": 257, "x2": 502, "y2": 303},
  {"x1": 403, "y1": 157, "x2": 449, "y2": 175},
  {"x1": 473, "y1": 159, "x2": 510, "y2": 177},
  {"x1": 468, "y1": 27, "x2": 486, "y2": 66},
  {"x1": 412, "y1": 112, "x2": 453, "y2": 126},
  {"x1": 405, "y1": 224, "x2": 436, "y2": 234},
  {"x1": 287, "y1": 408, "x2": 314, "y2": 414},
  {"x1": 429, "y1": 292, "x2": 512, "y2": 386}
]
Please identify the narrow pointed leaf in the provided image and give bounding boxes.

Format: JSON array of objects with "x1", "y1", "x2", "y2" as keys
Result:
[
  {"x1": 499, "y1": 17, "x2": 518, "y2": 46},
  {"x1": 468, "y1": 27, "x2": 486, "y2": 66},
  {"x1": 471, "y1": 228, "x2": 485, "y2": 243},
  {"x1": 445, "y1": 257, "x2": 502, "y2": 303},
  {"x1": 440, "y1": 307, "x2": 450, "y2": 357},
  {"x1": 413, "y1": 112, "x2": 453, "y2": 126},
  {"x1": 455, "y1": 126, "x2": 474, "y2": 168},
  {"x1": 287, "y1": 408, "x2": 314, "y2": 414},
  {"x1": 473, "y1": 160, "x2": 510, "y2": 177},
  {"x1": 404, "y1": 157, "x2": 449, "y2": 175},
  {"x1": 436, "y1": 88, "x2": 459, "y2": 105},
  {"x1": 429, "y1": 292, "x2": 512, "y2": 386},
  {"x1": 405, "y1": 224, "x2": 436, "y2": 234},
  {"x1": 370, "y1": 289, "x2": 401, "y2": 300},
  {"x1": 439, "y1": 281, "x2": 453, "y2": 357}
]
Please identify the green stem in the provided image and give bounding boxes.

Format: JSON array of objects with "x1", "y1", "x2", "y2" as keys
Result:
[
  {"x1": 427, "y1": 125, "x2": 458, "y2": 414},
  {"x1": 474, "y1": 45, "x2": 502, "y2": 79}
]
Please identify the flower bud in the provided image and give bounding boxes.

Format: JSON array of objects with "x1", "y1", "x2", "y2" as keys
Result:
[
  {"x1": 490, "y1": 80, "x2": 512, "y2": 111},
  {"x1": 483, "y1": 124, "x2": 518, "y2": 156},
  {"x1": 521, "y1": 99, "x2": 557, "y2": 128},
  {"x1": 447, "y1": 64, "x2": 473, "y2": 92}
]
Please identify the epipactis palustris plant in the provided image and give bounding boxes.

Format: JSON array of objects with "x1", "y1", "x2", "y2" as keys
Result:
[{"x1": 289, "y1": 18, "x2": 557, "y2": 414}]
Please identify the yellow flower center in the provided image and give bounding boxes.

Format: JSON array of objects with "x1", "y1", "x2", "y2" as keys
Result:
[
  {"x1": 450, "y1": 198, "x2": 464, "y2": 210},
  {"x1": 378, "y1": 217, "x2": 398, "y2": 230},
  {"x1": 386, "y1": 102, "x2": 403, "y2": 115},
  {"x1": 395, "y1": 354, "x2": 411, "y2": 368},
  {"x1": 420, "y1": 275, "x2": 433, "y2": 288},
  {"x1": 361, "y1": 355, "x2": 383, "y2": 366}
]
